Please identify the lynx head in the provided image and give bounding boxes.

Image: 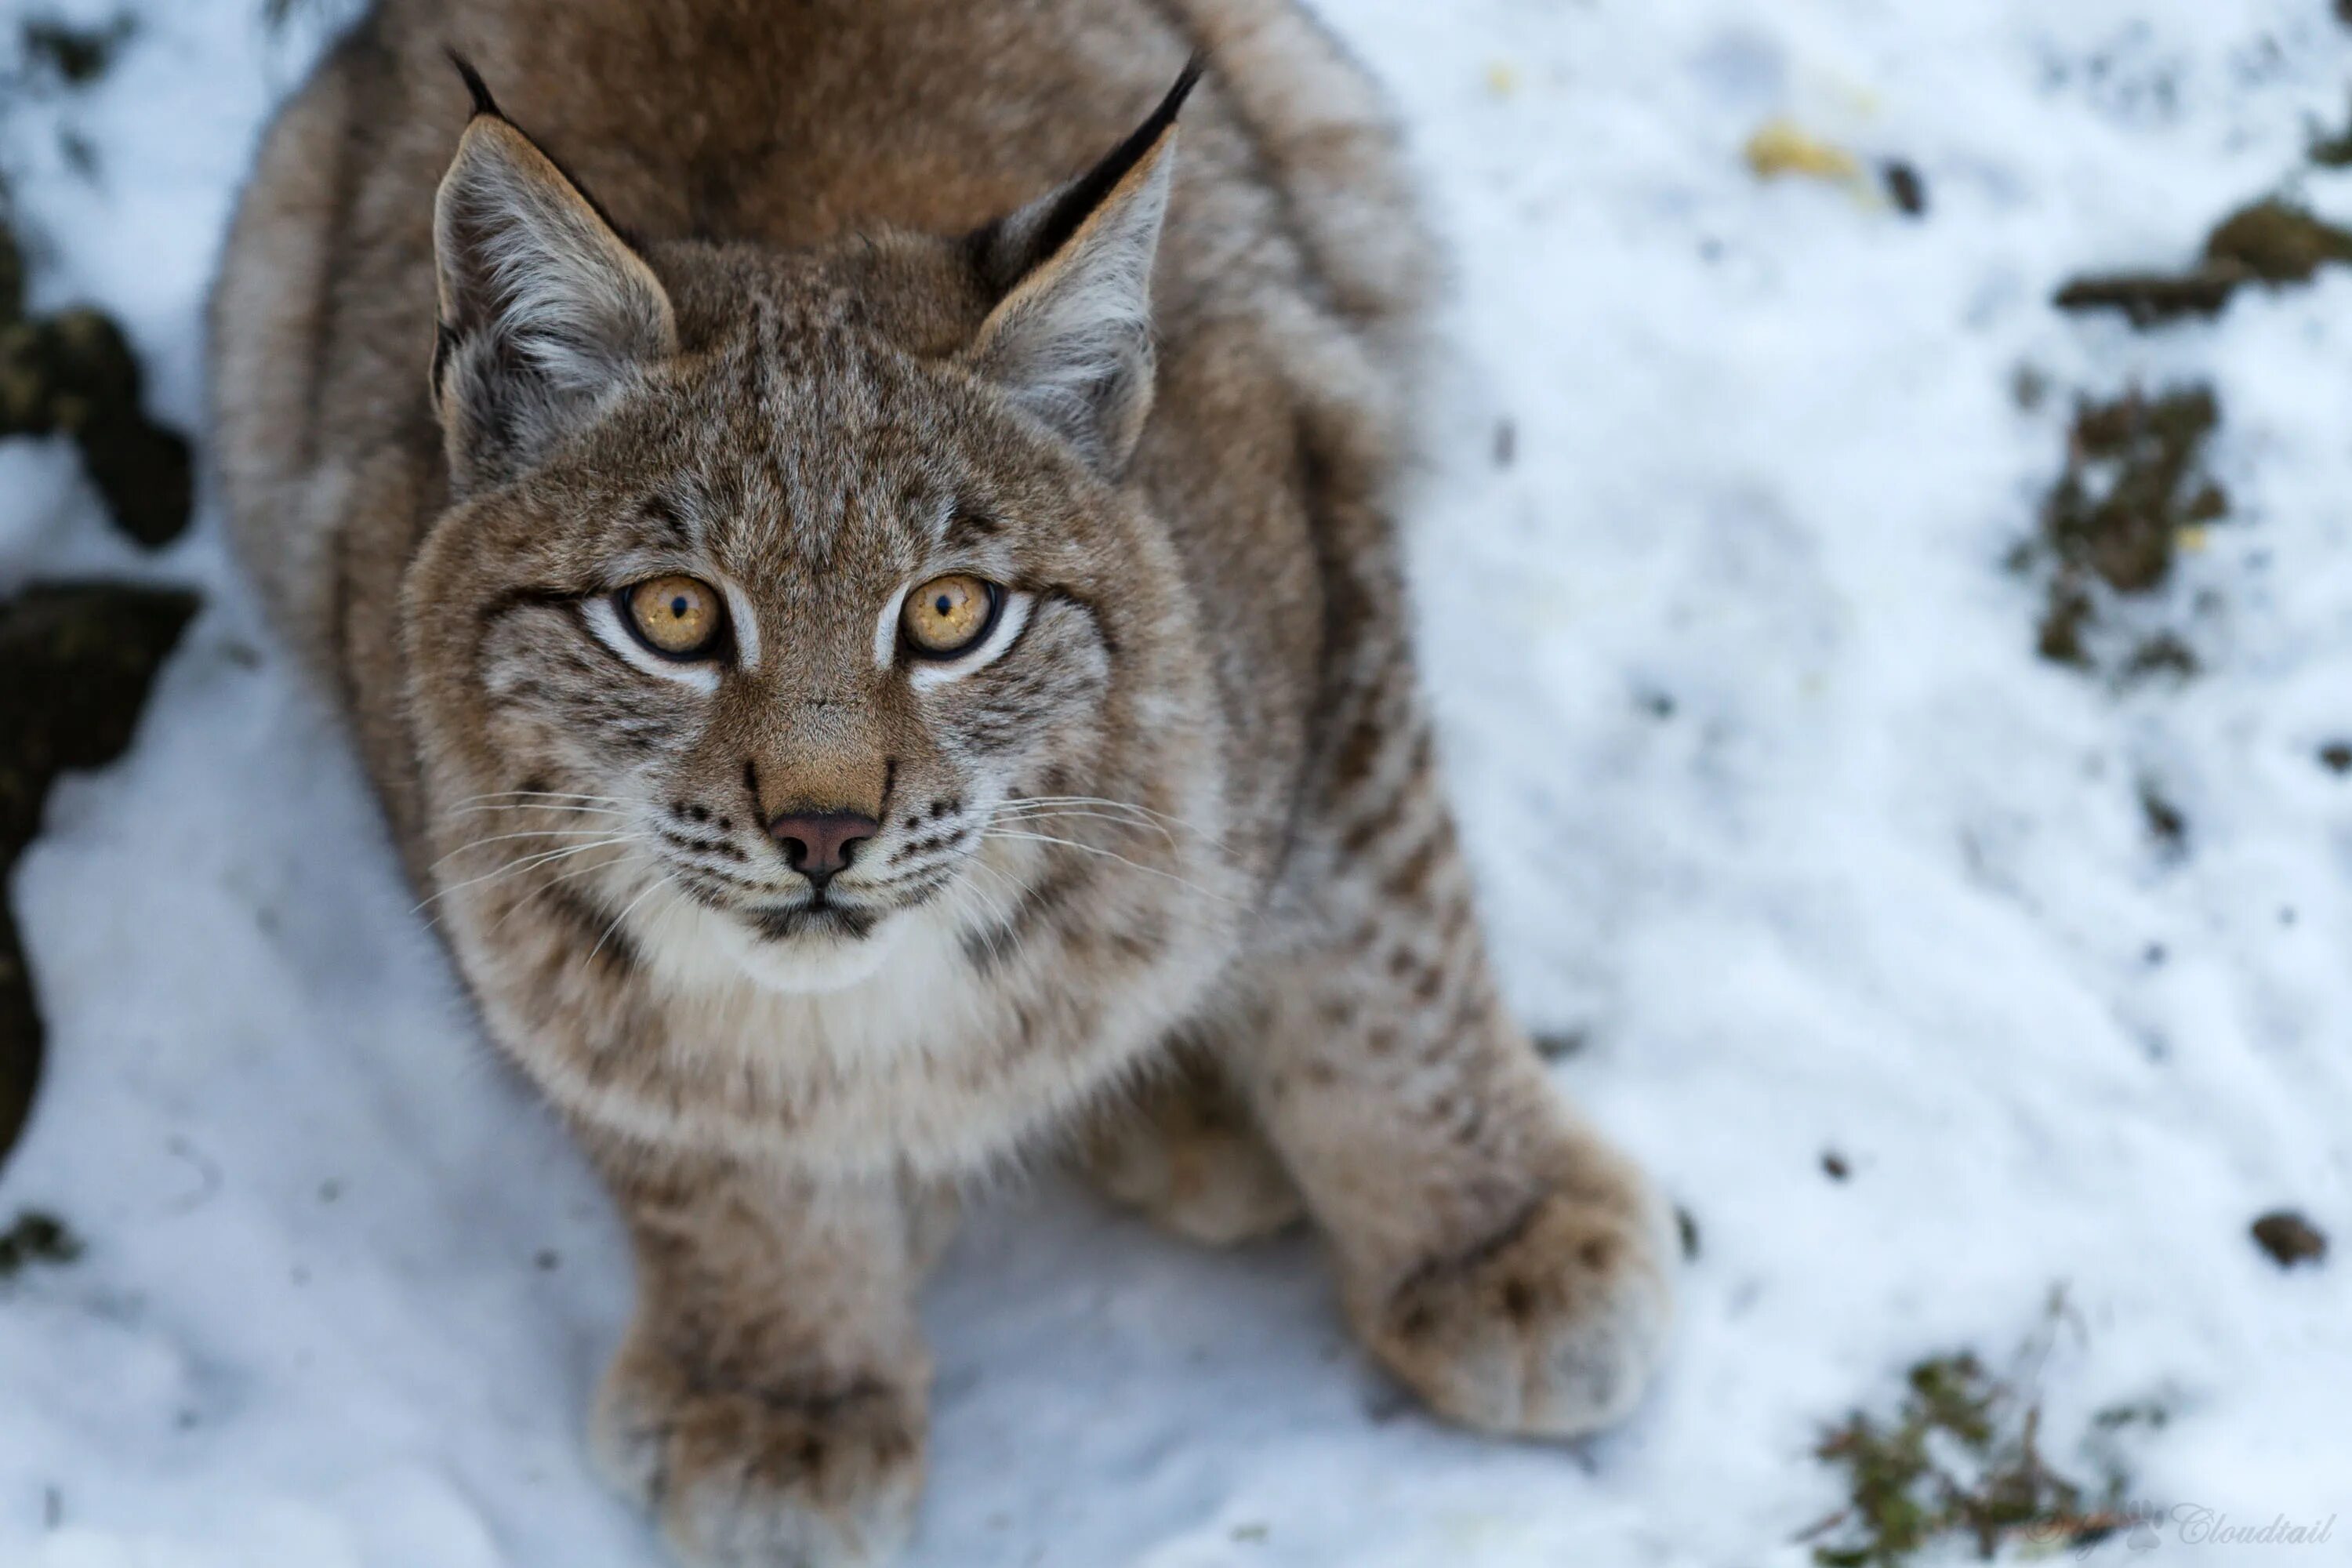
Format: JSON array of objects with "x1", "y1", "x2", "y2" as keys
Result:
[{"x1": 404, "y1": 62, "x2": 1218, "y2": 995}]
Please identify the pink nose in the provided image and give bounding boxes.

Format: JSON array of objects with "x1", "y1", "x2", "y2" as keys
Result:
[{"x1": 767, "y1": 811, "x2": 878, "y2": 886}]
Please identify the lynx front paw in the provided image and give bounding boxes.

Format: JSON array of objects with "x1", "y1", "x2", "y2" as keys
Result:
[
  {"x1": 1355, "y1": 1186, "x2": 1672, "y2": 1439},
  {"x1": 591, "y1": 1340, "x2": 924, "y2": 1568}
]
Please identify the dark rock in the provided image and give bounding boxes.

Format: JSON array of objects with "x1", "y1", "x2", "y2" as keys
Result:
[
  {"x1": 2205, "y1": 200, "x2": 2352, "y2": 282},
  {"x1": 2312, "y1": 100, "x2": 2352, "y2": 168},
  {"x1": 2051, "y1": 387, "x2": 2223, "y2": 595},
  {"x1": 2035, "y1": 582, "x2": 2094, "y2": 669},
  {"x1": 2251, "y1": 1210, "x2": 2327, "y2": 1269},
  {"x1": 0, "y1": 1208, "x2": 82, "y2": 1277},
  {"x1": 2054, "y1": 201, "x2": 2352, "y2": 328},
  {"x1": 1532, "y1": 1028, "x2": 1588, "y2": 1061},
  {"x1": 2053, "y1": 270, "x2": 2238, "y2": 327},
  {"x1": 0, "y1": 583, "x2": 198, "y2": 1171},
  {"x1": 1881, "y1": 160, "x2": 1927, "y2": 217},
  {"x1": 0, "y1": 307, "x2": 193, "y2": 547},
  {"x1": 17, "y1": 16, "x2": 136, "y2": 89},
  {"x1": 0, "y1": 219, "x2": 20, "y2": 325},
  {"x1": 2025, "y1": 387, "x2": 2226, "y2": 675},
  {"x1": 2138, "y1": 782, "x2": 2187, "y2": 858}
]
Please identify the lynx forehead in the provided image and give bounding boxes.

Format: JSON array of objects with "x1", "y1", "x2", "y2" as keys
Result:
[{"x1": 212, "y1": 2, "x2": 1673, "y2": 1563}]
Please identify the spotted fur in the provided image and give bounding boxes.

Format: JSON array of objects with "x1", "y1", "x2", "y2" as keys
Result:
[{"x1": 211, "y1": 2, "x2": 1671, "y2": 1561}]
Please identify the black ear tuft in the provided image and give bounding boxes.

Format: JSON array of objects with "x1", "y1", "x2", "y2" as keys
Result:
[
  {"x1": 430, "y1": 97, "x2": 676, "y2": 492},
  {"x1": 446, "y1": 49, "x2": 503, "y2": 121},
  {"x1": 1018, "y1": 60, "x2": 1202, "y2": 283},
  {"x1": 963, "y1": 60, "x2": 1198, "y2": 474}
]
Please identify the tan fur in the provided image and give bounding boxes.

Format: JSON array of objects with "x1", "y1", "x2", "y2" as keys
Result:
[{"x1": 211, "y1": 2, "x2": 1672, "y2": 1561}]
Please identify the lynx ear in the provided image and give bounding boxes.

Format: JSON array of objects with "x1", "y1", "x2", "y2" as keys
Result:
[
  {"x1": 430, "y1": 60, "x2": 674, "y2": 492},
  {"x1": 967, "y1": 64, "x2": 1200, "y2": 476}
]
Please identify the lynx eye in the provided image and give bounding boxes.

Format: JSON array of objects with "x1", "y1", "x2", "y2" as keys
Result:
[
  {"x1": 901, "y1": 574, "x2": 1000, "y2": 659},
  {"x1": 619, "y1": 575, "x2": 725, "y2": 659}
]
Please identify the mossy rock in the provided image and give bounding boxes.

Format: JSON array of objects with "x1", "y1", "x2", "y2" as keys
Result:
[
  {"x1": 0, "y1": 582, "x2": 198, "y2": 1171},
  {"x1": 0, "y1": 218, "x2": 21, "y2": 325},
  {"x1": 2054, "y1": 200, "x2": 2352, "y2": 327},
  {"x1": 2045, "y1": 386, "x2": 2223, "y2": 597},
  {"x1": 2026, "y1": 386, "x2": 2227, "y2": 676},
  {"x1": 2205, "y1": 200, "x2": 2352, "y2": 282},
  {"x1": 0, "y1": 307, "x2": 192, "y2": 548}
]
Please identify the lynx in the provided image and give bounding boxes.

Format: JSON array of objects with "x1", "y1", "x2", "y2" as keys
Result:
[{"x1": 211, "y1": 2, "x2": 1673, "y2": 1561}]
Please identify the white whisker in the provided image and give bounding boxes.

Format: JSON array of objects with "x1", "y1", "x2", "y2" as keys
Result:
[
  {"x1": 429, "y1": 827, "x2": 641, "y2": 873},
  {"x1": 986, "y1": 804, "x2": 1181, "y2": 852},
  {"x1": 589, "y1": 873, "x2": 672, "y2": 965},
  {"x1": 978, "y1": 829, "x2": 1243, "y2": 908},
  {"x1": 448, "y1": 803, "x2": 634, "y2": 819},
  {"x1": 415, "y1": 837, "x2": 639, "y2": 915}
]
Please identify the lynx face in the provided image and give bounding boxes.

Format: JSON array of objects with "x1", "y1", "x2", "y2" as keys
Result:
[{"x1": 403, "y1": 68, "x2": 1200, "y2": 994}]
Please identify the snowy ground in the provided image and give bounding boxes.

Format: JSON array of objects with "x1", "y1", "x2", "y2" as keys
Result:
[{"x1": 3, "y1": 0, "x2": 2350, "y2": 1563}]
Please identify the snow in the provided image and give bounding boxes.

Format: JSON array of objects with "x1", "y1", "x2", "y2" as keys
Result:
[{"x1": 3, "y1": 0, "x2": 2349, "y2": 1563}]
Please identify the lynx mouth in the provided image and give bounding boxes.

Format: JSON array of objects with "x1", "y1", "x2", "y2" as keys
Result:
[{"x1": 746, "y1": 898, "x2": 880, "y2": 944}]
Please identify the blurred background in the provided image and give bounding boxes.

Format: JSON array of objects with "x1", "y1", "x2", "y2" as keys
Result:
[{"x1": 0, "y1": 1, "x2": 2346, "y2": 1563}]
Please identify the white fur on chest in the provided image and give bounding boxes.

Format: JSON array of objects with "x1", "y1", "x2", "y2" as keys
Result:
[{"x1": 628, "y1": 881, "x2": 1000, "y2": 1077}]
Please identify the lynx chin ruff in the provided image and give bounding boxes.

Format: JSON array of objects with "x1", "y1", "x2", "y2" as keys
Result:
[{"x1": 212, "y1": 1, "x2": 1672, "y2": 1559}]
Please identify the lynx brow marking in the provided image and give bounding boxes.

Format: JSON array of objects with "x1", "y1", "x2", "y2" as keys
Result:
[
  {"x1": 873, "y1": 583, "x2": 913, "y2": 670},
  {"x1": 721, "y1": 581, "x2": 761, "y2": 670}
]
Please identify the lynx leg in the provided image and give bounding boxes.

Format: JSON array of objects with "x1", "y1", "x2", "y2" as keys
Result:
[
  {"x1": 588, "y1": 1149, "x2": 936, "y2": 1568},
  {"x1": 1083, "y1": 1046, "x2": 1304, "y2": 1247},
  {"x1": 1226, "y1": 736, "x2": 1673, "y2": 1438}
]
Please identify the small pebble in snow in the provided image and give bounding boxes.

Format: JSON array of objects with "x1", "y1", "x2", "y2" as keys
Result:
[
  {"x1": 2252, "y1": 1210, "x2": 2327, "y2": 1268},
  {"x1": 1675, "y1": 1207, "x2": 1701, "y2": 1261},
  {"x1": 2142, "y1": 942, "x2": 2167, "y2": 967},
  {"x1": 1534, "y1": 1029, "x2": 1587, "y2": 1060},
  {"x1": 0, "y1": 1210, "x2": 82, "y2": 1278},
  {"x1": 2139, "y1": 784, "x2": 2187, "y2": 857},
  {"x1": 1881, "y1": 159, "x2": 1928, "y2": 216},
  {"x1": 2320, "y1": 741, "x2": 2352, "y2": 775},
  {"x1": 1821, "y1": 1152, "x2": 1850, "y2": 1181},
  {"x1": 535, "y1": 1248, "x2": 561, "y2": 1271},
  {"x1": 1493, "y1": 419, "x2": 1515, "y2": 468}
]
